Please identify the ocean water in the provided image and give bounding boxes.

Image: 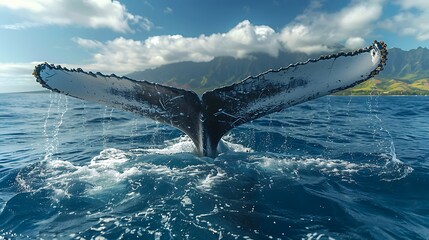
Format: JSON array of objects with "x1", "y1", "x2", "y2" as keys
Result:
[{"x1": 0, "y1": 92, "x2": 428, "y2": 240}]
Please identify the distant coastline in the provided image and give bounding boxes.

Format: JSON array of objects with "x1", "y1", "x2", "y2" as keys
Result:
[
  {"x1": 6, "y1": 72, "x2": 429, "y2": 97},
  {"x1": 336, "y1": 77, "x2": 429, "y2": 96},
  {"x1": 2, "y1": 90, "x2": 50, "y2": 94}
]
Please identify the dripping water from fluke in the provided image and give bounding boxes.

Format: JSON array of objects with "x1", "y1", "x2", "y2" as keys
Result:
[{"x1": 43, "y1": 93, "x2": 68, "y2": 161}]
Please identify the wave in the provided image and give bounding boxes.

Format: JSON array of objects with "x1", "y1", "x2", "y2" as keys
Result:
[{"x1": 0, "y1": 133, "x2": 415, "y2": 239}]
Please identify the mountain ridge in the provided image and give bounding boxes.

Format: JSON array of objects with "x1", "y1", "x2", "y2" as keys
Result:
[{"x1": 127, "y1": 47, "x2": 429, "y2": 95}]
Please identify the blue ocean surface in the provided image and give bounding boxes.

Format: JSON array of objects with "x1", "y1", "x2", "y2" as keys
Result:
[{"x1": 0, "y1": 92, "x2": 428, "y2": 240}]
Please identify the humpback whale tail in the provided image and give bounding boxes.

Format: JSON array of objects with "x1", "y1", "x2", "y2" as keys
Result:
[{"x1": 33, "y1": 41, "x2": 387, "y2": 157}]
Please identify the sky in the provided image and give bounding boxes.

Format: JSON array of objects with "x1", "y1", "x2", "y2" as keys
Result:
[{"x1": 0, "y1": 0, "x2": 428, "y2": 93}]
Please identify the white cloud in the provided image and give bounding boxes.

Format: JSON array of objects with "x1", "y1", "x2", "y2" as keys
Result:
[
  {"x1": 140, "y1": 17, "x2": 155, "y2": 31},
  {"x1": 74, "y1": 20, "x2": 282, "y2": 73},
  {"x1": 72, "y1": 38, "x2": 103, "y2": 49},
  {"x1": 395, "y1": 0, "x2": 429, "y2": 9},
  {"x1": 164, "y1": 7, "x2": 173, "y2": 14},
  {"x1": 0, "y1": 0, "x2": 145, "y2": 32},
  {"x1": 0, "y1": 22, "x2": 42, "y2": 30},
  {"x1": 382, "y1": 0, "x2": 429, "y2": 41},
  {"x1": 0, "y1": 0, "x2": 389, "y2": 92},
  {"x1": 72, "y1": 12, "x2": 383, "y2": 74},
  {"x1": 280, "y1": 0, "x2": 383, "y2": 53},
  {"x1": 345, "y1": 37, "x2": 366, "y2": 49},
  {"x1": 0, "y1": 62, "x2": 42, "y2": 93}
]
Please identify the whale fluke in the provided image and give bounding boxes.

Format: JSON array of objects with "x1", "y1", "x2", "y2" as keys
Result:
[{"x1": 34, "y1": 41, "x2": 387, "y2": 157}]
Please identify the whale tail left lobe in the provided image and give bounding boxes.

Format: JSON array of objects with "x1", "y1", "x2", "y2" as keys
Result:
[{"x1": 34, "y1": 64, "x2": 206, "y2": 155}]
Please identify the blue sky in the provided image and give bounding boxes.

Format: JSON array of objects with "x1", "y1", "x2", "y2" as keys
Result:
[{"x1": 0, "y1": 0, "x2": 428, "y2": 93}]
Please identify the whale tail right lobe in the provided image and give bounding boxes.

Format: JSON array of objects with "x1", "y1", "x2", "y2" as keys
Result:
[
  {"x1": 34, "y1": 41, "x2": 388, "y2": 158},
  {"x1": 200, "y1": 41, "x2": 387, "y2": 157}
]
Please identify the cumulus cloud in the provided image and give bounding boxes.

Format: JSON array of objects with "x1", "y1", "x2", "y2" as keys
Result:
[
  {"x1": 345, "y1": 37, "x2": 366, "y2": 49},
  {"x1": 1, "y1": 1, "x2": 388, "y2": 92},
  {"x1": 74, "y1": 20, "x2": 282, "y2": 73},
  {"x1": 280, "y1": 0, "x2": 383, "y2": 53},
  {"x1": 382, "y1": 0, "x2": 429, "y2": 41},
  {"x1": 71, "y1": 1, "x2": 385, "y2": 73},
  {"x1": 0, "y1": 0, "x2": 144, "y2": 32}
]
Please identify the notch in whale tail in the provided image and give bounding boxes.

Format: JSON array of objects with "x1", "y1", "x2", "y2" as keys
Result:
[{"x1": 34, "y1": 41, "x2": 388, "y2": 158}]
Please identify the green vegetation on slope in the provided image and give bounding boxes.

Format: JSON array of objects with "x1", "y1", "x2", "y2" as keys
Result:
[{"x1": 337, "y1": 78, "x2": 429, "y2": 95}]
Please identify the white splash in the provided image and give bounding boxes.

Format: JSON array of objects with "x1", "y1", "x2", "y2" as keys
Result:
[
  {"x1": 144, "y1": 135, "x2": 196, "y2": 155},
  {"x1": 142, "y1": 135, "x2": 254, "y2": 156},
  {"x1": 220, "y1": 135, "x2": 254, "y2": 154},
  {"x1": 198, "y1": 167, "x2": 228, "y2": 191},
  {"x1": 251, "y1": 153, "x2": 413, "y2": 182},
  {"x1": 181, "y1": 195, "x2": 193, "y2": 207},
  {"x1": 16, "y1": 148, "x2": 142, "y2": 198}
]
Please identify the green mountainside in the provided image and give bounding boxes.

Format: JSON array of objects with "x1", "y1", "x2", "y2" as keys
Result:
[
  {"x1": 127, "y1": 47, "x2": 429, "y2": 95},
  {"x1": 339, "y1": 47, "x2": 429, "y2": 95},
  {"x1": 127, "y1": 51, "x2": 311, "y2": 94}
]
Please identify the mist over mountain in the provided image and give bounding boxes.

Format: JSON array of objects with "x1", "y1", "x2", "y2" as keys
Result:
[{"x1": 127, "y1": 47, "x2": 429, "y2": 95}]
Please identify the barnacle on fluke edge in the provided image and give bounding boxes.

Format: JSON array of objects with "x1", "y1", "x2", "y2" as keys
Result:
[{"x1": 33, "y1": 40, "x2": 387, "y2": 157}]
